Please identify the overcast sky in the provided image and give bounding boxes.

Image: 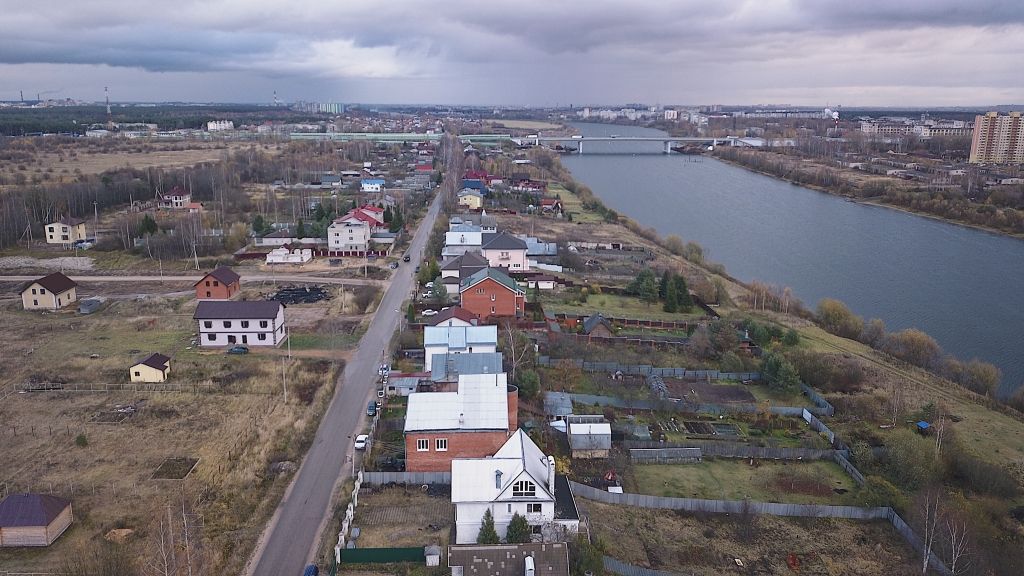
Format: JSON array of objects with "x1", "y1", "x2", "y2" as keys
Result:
[{"x1": 1, "y1": 0, "x2": 1022, "y2": 106}]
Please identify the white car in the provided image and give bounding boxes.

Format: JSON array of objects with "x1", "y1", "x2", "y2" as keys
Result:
[
  {"x1": 420, "y1": 292, "x2": 432, "y2": 299},
  {"x1": 422, "y1": 309, "x2": 438, "y2": 317},
  {"x1": 354, "y1": 434, "x2": 368, "y2": 450},
  {"x1": 425, "y1": 282, "x2": 434, "y2": 288}
]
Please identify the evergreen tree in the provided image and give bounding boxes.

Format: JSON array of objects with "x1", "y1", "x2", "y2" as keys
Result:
[
  {"x1": 137, "y1": 214, "x2": 158, "y2": 236},
  {"x1": 762, "y1": 352, "x2": 800, "y2": 391},
  {"x1": 635, "y1": 269, "x2": 659, "y2": 306},
  {"x1": 664, "y1": 278, "x2": 678, "y2": 313},
  {"x1": 477, "y1": 509, "x2": 499, "y2": 544},
  {"x1": 406, "y1": 302, "x2": 416, "y2": 324},
  {"x1": 505, "y1": 512, "x2": 531, "y2": 543},
  {"x1": 351, "y1": 199, "x2": 358, "y2": 211},
  {"x1": 252, "y1": 214, "x2": 266, "y2": 235},
  {"x1": 783, "y1": 328, "x2": 800, "y2": 347},
  {"x1": 383, "y1": 206, "x2": 393, "y2": 223},
  {"x1": 659, "y1": 270, "x2": 671, "y2": 300},
  {"x1": 389, "y1": 206, "x2": 404, "y2": 233},
  {"x1": 672, "y1": 275, "x2": 693, "y2": 311},
  {"x1": 296, "y1": 218, "x2": 306, "y2": 238},
  {"x1": 313, "y1": 203, "x2": 327, "y2": 222}
]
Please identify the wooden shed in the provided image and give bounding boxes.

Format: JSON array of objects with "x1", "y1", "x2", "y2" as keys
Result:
[{"x1": 0, "y1": 493, "x2": 73, "y2": 547}]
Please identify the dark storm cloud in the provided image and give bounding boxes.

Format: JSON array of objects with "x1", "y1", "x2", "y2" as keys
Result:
[{"x1": 0, "y1": 0, "x2": 1021, "y2": 104}]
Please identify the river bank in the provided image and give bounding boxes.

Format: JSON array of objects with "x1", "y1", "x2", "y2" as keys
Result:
[{"x1": 712, "y1": 149, "x2": 1024, "y2": 240}]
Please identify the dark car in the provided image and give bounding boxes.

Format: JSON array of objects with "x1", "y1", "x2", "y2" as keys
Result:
[
  {"x1": 403, "y1": 255, "x2": 411, "y2": 262},
  {"x1": 367, "y1": 401, "x2": 377, "y2": 416},
  {"x1": 227, "y1": 345, "x2": 249, "y2": 355}
]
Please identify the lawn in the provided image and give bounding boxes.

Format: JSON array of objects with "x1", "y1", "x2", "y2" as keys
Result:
[
  {"x1": 628, "y1": 458, "x2": 855, "y2": 505},
  {"x1": 547, "y1": 183, "x2": 605, "y2": 224},
  {"x1": 544, "y1": 292, "x2": 707, "y2": 322}
]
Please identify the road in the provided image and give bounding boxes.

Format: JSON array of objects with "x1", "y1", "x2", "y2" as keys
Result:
[
  {"x1": 0, "y1": 273, "x2": 384, "y2": 287},
  {"x1": 246, "y1": 134, "x2": 457, "y2": 576}
]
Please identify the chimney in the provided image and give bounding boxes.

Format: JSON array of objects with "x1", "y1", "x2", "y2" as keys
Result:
[
  {"x1": 459, "y1": 413, "x2": 465, "y2": 426},
  {"x1": 547, "y1": 455, "x2": 556, "y2": 495},
  {"x1": 495, "y1": 469, "x2": 503, "y2": 489}
]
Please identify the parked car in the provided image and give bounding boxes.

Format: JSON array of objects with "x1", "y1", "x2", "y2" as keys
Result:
[
  {"x1": 227, "y1": 345, "x2": 249, "y2": 355},
  {"x1": 389, "y1": 262, "x2": 399, "y2": 269},
  {"x1": 354, "y1": 434, "x2": 368, "y2": 450},
  {"x1": 420, "y1": 292, "x2": 432, "y2": 299},
  {"x1": 414, "y1": 266, "x2": 420, "y2": 273},
  {"x1": 303, "y1": 565, "x2": 319, "y2": 576},
  {"x1": 422, "y1": 309, "x2": 438, "y2": 316},
  {"x1": 403, "y1": 255, "x2": 411, "y2": 262},
  {"x1": 425, "y1": 282, "x2": 434, "y2": 288},
  {"x1": 366, "y1": 401, "x2": 377, "y2": 416}
]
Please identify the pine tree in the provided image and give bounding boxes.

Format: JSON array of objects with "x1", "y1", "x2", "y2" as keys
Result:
[
  {"x1": 477, "y1": 509, "x2": 499, "y2": 544},
  {"x1": 664, "y1": 278, "x2": 678, "y2": 313},
  {"x1": 672, "y1": 275, "x2": 693, "y2": 311},
  {"x1": 406, "y1": 302, "x2": 416, "y2": 324},
  {"x1": 505, "y1": 512, "x2": 531, "y2": 543},
  {"x1": 383, "y1": 206, "x2": 393, "y2": 223},
  {"x1": 252, "y1": 214, "x2": 266, "y2": 235},
  {"x1": 296, "y1": 218, "x2": 306, "y2": 238},
  {"x1": 138, "y1": 214, "x2": 158, "y2": 236},
  {"x1": 659, "y1": 270, "x2": 671, "y2": 300}
]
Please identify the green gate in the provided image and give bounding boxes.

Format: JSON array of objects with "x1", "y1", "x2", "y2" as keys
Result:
[{"x1": 340, "y1": 547, "x2": 425, "y2": 564}]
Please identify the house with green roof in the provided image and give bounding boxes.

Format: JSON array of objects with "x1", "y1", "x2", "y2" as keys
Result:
[{"x1": 459, "y1": 267, "x2": 526, "y2": 320}]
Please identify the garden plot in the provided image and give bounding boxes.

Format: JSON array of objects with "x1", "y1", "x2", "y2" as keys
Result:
[{"x1": 352, "y1": 486, "x2": 453, "y2": 548}]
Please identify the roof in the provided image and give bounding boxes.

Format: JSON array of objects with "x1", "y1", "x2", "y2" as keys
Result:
[
  {"x1": 441, "y1": 251, "x2": 488, "y2": 271},
  {"x1": 0, "y1": 493, "x2": 71, "y2": 527},
  {"x1": 460, "y1": 267, "x2": 524, "y2": 295},
  {"x1": 24, "y1": 272, "x2": 76, "y2": 295},
  {"x1": 404, "y1": 373, "x2": 510, "y2": 432},
  {"x1": 568, "y1": 422, "x2": 612, "y2": 451},
  {"x1": 194, "y1": 300, "x2": 282, "y2": 320},
  {"x1": 582, "y1": 313, "x2": 613, "y2": 335},
  {"x1": 55, "y1": 216, "x2": 86, "y2": 226},
  {"x1": 430, "y1": 352, "x2": 504, "y2": 382},
  {"x1": 134, "y1": 352, "x2": 171, "y2": 371},
  {"x1": 388, "y1": 376, "x2": 420, "y2": 390},
  {"x1": 196, "y1": 266, "x2": 240, "y2": 287},
  {"x1": 543, "y1": 392, "x2": 573, "y2": 417},
  {"x1": 553, "y1": 475, "x2": 580, "y2": 521},
  {"x1": 458, "y1": 188, "x2": 483, "y2": 198},
  {"x1": 423, "y1": 325, "x2": 497, "y2": 349},
  {"x1": 451, "y1": 430, "x2": 552, "y2": 503},
  {"x1": 359, "y1": 204, "x2": 385, "y2": 213},
  {"x1": 482, "y1": 232, "x2": 528, "y2": 251},
  {"x1": 429, "y1": 306, "x2": 479, "y2": 326},
  {"x1": 447, "y1": 543, "x2": 569, "y2": 576},
  {"x1": 361, "y1": 178, "x2": 385, "y2": 185},
  {"x1": 449, "y1": 223, "x2": 481, "y2": 233}
]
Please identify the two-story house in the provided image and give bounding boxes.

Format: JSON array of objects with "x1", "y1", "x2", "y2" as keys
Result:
[
  {"x1": 423, "y1": 325, "x2": 498, "y2": 372},
  {"x1": 45, "y1": 217, "x2": 88, "y2": 245},
  {"x1": 160, "y1": 187, "x2": 192, "y2": 209},
  {"x1": 194, "y1": 267, "x2": 241, "y2": 300},
  {"x1": 440, "y1": 252, "x2": 489, "y2": 295},
  {"x1": 481, "y1": 233, "x2": 529, "y2": 271},
  {"x1": 404, "y1": 373, "x2": 517, "y2": 473},
  {"x1": 327, "y1": 219, "x2": 371, "y2": 253},
  {"x1": 451, "y1": 430, "x2": 579, "y2": 544},
  {"x1": 459, "y1": 267, "x2": 526, "y2": 320},
  {"x1": 20, "y1": 272, "x2": 78, "y2": 311},
  {"x1": 458, "y1": 189, "x2": 484, "y2": 210},
  {"x1": 193, "y1": 301, "x2": 286, "y2": 347}
]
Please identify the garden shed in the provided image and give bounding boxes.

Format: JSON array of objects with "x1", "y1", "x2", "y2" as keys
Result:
[{"x1": 0, "y1": 493, "x2": 73, "y2": 547}]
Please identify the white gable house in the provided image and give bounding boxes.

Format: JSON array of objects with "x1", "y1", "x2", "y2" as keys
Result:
[
  {"x1": 423, "y1": 325, "x2": 497, "y2": 371},
  {"x1": 451, "y1": 430, "x2": 579, "y2": 544},
  {"x1": 194, "y1": 301, "x2": 286, "y2": 347}
]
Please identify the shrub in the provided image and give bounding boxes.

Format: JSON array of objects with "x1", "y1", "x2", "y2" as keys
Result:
[
  {"x1": 75, "y1": 433, "x2": 88, "y2": 447},
  {"x1": 815, "y1": 298, "x2": 864, "y2": 339}
]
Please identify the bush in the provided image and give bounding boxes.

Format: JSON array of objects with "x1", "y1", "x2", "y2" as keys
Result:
[
  {"x1": 854, "y1": 475, "x2": 906, "y2": 510},
  {"x1": 505, "y1": 512, "x2": 531, "y2": 543},
  {"x1": 815, "y1": 298, "x2": 864, "y2": 339},
  {"x1": 75, "y1": 433, "x2": 88, "y2": 448},
  {"x1": 477, "y1": 509, "x2": 499, "y2": 544},
  {"x1": 883, "y1": 329, "x2": 942, "y2": 370},
  {"x1": 761, "y1": 352, "x2": 800, "y2": 391}
]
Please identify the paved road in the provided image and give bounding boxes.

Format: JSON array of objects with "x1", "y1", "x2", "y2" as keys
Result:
[
  {"x1": 246, "y1": 135, "x2": 456, "y2": 576},
  {"x1": 0, "y1": 273, "x2": 384, "y2": 286}
]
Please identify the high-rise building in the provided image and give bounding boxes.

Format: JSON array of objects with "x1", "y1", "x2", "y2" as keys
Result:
[{"x1": 969, "y1": 112, "x2": 1023, "y2": 164}]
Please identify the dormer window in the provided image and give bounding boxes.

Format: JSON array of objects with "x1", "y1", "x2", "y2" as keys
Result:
[{"x1": 512, "y1": 480, "x2": 536, "y2": 497}]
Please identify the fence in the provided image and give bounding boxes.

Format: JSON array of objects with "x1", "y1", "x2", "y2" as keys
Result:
[
  {"x1": 802, "y1": 409, "x2": 847, "y2": 449},
  {"x1": 15, "y1": 381, "x2": 223, "y2": 394},
  {"x1": 629, "y1": 448, "x2": 702, "y2": 463},
  {"x1": 625, "y1": 442, "x2": 836, "y2": 461},
  {"x1": 603, "y1": 556, "x2": 680, "y2": 576},
  {"x1": 800, "y1": 384, "x2": 835, "y2": 417},
  {"x1": 536, "y1": 357, "x2": 759, "y2": 381},
  {"x1": 556, "y1": 333, "x2": 690, "y2": 349},
  {"x1": 340, "y1": 547, "x2": 425, "y2": 564},
  {"x1": 562, "y1": 391, "x2": 830, "y2": 418},
  {"x1": 361, "y1": 471, "x2": 452, "y2": 485},
  {"x1": 570, "y1": 482, "x2": 951, "y2": 575}
]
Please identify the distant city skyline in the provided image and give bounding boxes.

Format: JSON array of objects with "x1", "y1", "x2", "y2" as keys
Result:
[{"x1": 1, "y1": 1, "x2": 1022, "y2": 107}]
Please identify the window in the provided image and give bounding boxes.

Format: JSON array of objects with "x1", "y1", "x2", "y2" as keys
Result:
[
  {"x1": 39, "y1": 288, "x2": 46, "y2": 294},
  {"x1": 260, "y1": 320, "x2": 268, "y2": 328},
  {"x1": 476, "y1": 288, "x2": 485, "y2": 294},
  {"x1": 206, "y1": 291, "x2": 211, "y2": 298},
  {"x1": 258, "y1": 333, "x2": 266, "y2": 341},
  {"x1": 205, "y1": 280, "x2": 211, "y2": 286},
  {"x1": 213, "y1": 280, "x2": 219, "y2": 287},
  {"x1": 435, "y1": 438, "x2": 448, "y2": 451},
  {"x1": 527, "y1": 503, "x2": 542, "y2": 514},
  {"x1": 31, "y1": 288, "x2": 37, "y2": 294},
  {"x1": 224, "y1": 321, "x2": 232, "y2": 328},
  {"x1": 204, "y1": 321, "x2": 212, "y2": 329},
  {"x1": 417, "y1": 439, "x2": 429, "y2": 451},
  {"x1": 532, "y1": 525, "x2": 542, "y2": 535},
  {"x1": 512, "y1": 480, "x2": 535, "y2": 497},
  {"x1": 241, "y1": 321, "x2": 250, "y2": 328},
  {"x1": 207, "y1": 334, "x2": 215, "y2": 341},
  {"x1": 490, "y1": 306, "x2": 495, "y2": 314},
  {"x1": 33, "y1": 299, "x2": 38, "y2": 306},
  {"x1": 134, "y1": 371, "x2": 141, "y2": 377},
  {"x1": 490, "y1": 294, "x2": 496, "y2": 301}
]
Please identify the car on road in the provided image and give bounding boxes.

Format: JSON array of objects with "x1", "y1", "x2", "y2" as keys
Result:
[
  {"x1": 420, "y1": 292, "x2": 432, "y2": 299},
  {"x1": 353, "y1": 435, "x2": 368, "y2": 450},
  {"x1": 403, "y1": 255, "x2": 411, "y2": 262},
  {"x1": 366, "y1": 401, "x2": 377, "y2": 416},
  {"x1": 227, "y1": 345, "x2": 249, "y2": 355},
  {"x1": 414, "y1": 266, "x2": 420, "y2": 273},
  {"x1": 422, "y1": 309, "x2": 438, "y2": 316},
  {"x1": 389, "y1": 262, "x2": 399, "y2": 269}
]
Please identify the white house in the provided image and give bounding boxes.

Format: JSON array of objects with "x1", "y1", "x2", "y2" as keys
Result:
[
  {"x1": 445, "y1": 223, "x2": 483, "y2": 251},
  {"x1": 451, "y1": 430, "x2": 579, "y2": 544},
  {"x1": 265, "y1": 247, "x2": 313, "y2": 265},
  {"x1": 327, "y1": 220, "x2": 371, "y2": 252},
  {"x1": 206, "y1": 120, "x2": 234, "y2": 131},
  {"x1": 194, "y1": 300, "x2": 286, "y2": 347},
  {"x1": 361, "y1": 178, "x2": 385, "y2": 193},
  {"x1": 423, "y1": 325, "x2": 498, "y2": 372},
  {"x1": 44, "y1": 217, "x2": 88, "y2": 245},
  {"x1": 481, "y1": 233, "x2": 530, "y2": 271},
  {"x1": 160, "y1": 187, "x2": 192, "y2": 209}
]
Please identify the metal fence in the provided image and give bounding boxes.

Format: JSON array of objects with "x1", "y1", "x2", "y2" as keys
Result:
[
  {"x1": 562, "y1": 391, "x2": 830, "y2": 418},
  {"x1": 624, "y1": 442, "x2": 837, "y2": 461},
  {"x1": 361, "y1": 471, "x2": 452, "y2": 485},
  {"x1": 340, "y1": 547, "x2": 425, "y2": 564},
  {"x1": 603, "y1": 556, "x2": 682, "y2": 576}
]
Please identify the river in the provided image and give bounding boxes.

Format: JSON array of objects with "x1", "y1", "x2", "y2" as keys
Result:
[{"x1": 560, "y1": 122, "x2": 1024, "y2": 396}]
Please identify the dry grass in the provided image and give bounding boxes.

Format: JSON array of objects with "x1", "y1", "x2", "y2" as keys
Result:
[
  {"x1": 582, "y1": 499, "x2": 922, "y2": 575},
  {"x1": 353, "y1": 486, "x2": 453, "y2": 548},
  {"x1": 0, "y1": 290, "x2": 341, "y2": 574}
]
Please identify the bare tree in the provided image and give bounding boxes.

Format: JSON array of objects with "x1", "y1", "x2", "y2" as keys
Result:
[
  {"x1": 503, "y1": 323, "x2": 533, "y2": 384},
  {"x1": 889, "y1": 380, "x2": 906, "y2": 426},
  {"x1": 146, "y1": 506, "x2": 178, "y2": 576},
  {"x1": 946, "y1": 515, "x2": 970, "y2": 575},
  {"x1": 918, "y1": 487, "x2": 943, "y2": 576},
  {"x1": 933, "y1": 403, "x2": 947, "y2": 457}
]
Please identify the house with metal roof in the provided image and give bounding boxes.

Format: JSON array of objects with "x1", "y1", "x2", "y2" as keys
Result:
[
  {"x1": 430, "y1": 352, "x2": 504, "y2": 383},
  {"x1": 450, "y1": 430, "x2": 579, "y2": 544},
  {"x1": 440, "y1": 252, "x2": 489, "y2": 295},
  {"x1": 130, "y1": 352, "x2": 171, "y2": 383},
  {"x1": 566, "y1": 415, "x2": 612, "y2": 459},
  {"x1": 428, "y1": 306, "x2": 479, "y2": 328},
  {"x1": 459, "y1": 267, "x2": 526, "y2": 320},
  {"x1": 404, "y1": 373, "x2": 518, "y2": 472},
  {"x1": 0, "y1": 493, "x2": 73, "y2": 547},
  {"x1": 20, "y1": 272, "x2": 78, "y2": 311},
  {"x1": 193, "y1": 300, "x2": 286, "y2": 347},
  {"x1": 194, "y1": 266, "x2": 241, "y2": 300},
  {"x1": 423, "y1": 325, "x2": 497, "y2": 371},
  {"x1": 458, "y1": 188, "x2": 484, "y2": 210},
  {"x1": 44, "y1": 216, "x2": 88, "y2": 245}
]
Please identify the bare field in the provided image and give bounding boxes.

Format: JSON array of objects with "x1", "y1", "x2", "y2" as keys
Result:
[
  {"x1": 581, "y1": 499, "x2": 922, "y2": 575},
  {"x1": 353, "y1": 486, "x2": 453, "y2": 548},
  {"x1": 0, "y1": 289, "x2": 342, "y2": 574}
]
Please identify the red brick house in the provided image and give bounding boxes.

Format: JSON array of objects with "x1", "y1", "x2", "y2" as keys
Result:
[
  {"x1": 194, "y1": 267, "x2": 241, "y2": 300},
  {"x1": 404, "y1": 373, "x2": 518, "y2": 472},
  {"x1": 459, "y1": 267, "x2": 526, "y2": 320}
]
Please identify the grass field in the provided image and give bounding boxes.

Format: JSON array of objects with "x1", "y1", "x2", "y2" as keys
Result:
[
  {"x1": 581, "y1": 499, "x2": 923, "y2": 575},
  {"x1": 547, "y1": 182, "x2": 604, "y2": 224},
  {"x1": 544, "y1": 291, "x2": 707, "y2": 322},
  {"x1": 627, "y1": 459, "x2": 855, "y2": 505}
]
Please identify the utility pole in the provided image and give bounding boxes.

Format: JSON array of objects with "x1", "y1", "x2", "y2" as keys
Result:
[
  {"x1": 93, "y1": 200, "x2": 99, "y2": 243},
  {"x1": 281, "y1": 358, "x2": 288, "y2": 403}
]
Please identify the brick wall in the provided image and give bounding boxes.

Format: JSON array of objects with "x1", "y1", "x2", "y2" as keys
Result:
[
  {"x1": 405, "y1": 430, "x2": 510, "y2": 472},
  {"x1": 460, "y1": 278, "x2": 523, "y2": 319},
  {"x1": 195, "y1": 279, "x2": 239, "y2": 300}
]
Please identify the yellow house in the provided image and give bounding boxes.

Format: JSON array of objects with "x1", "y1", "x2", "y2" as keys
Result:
[
  {"x1": 45, "y1": 217, "x2": 88, "y2": 245},
  {"x1": 130, "y1": 353, "x2": 171, "y2": 383},
  {"x1": 20, "y1": 272, "x2": 78, "y2": 311},
  {"x1": 457, "y1": 189, "x2": 484, "y2": 210}
]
